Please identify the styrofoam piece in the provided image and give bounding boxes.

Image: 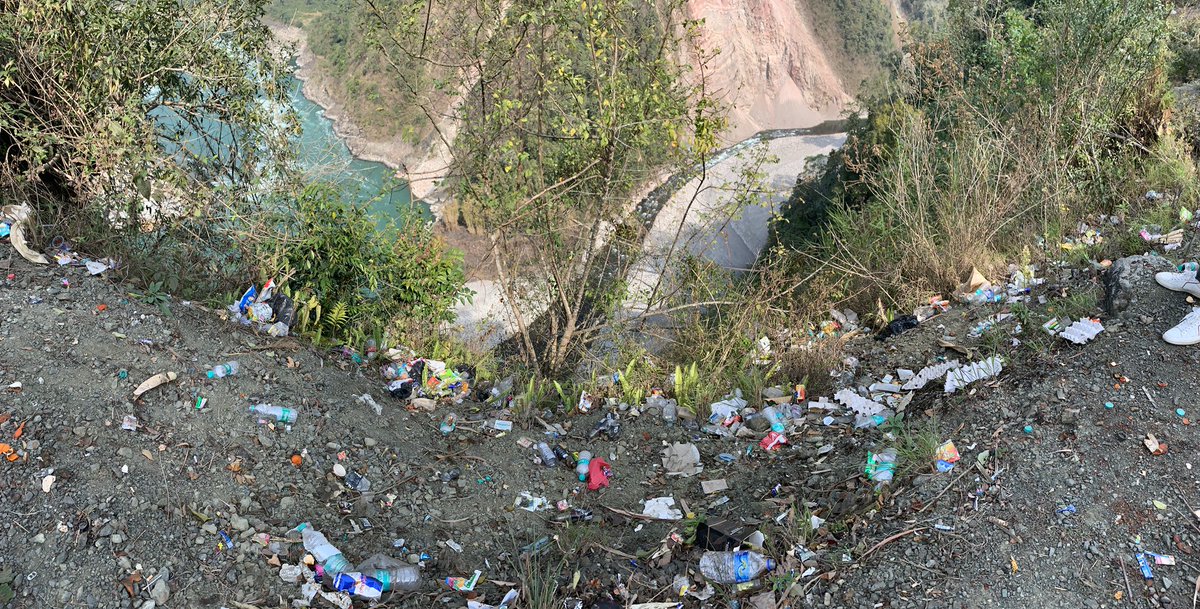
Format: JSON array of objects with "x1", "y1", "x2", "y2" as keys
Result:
[
  {"x1": 897, "y1": 369, "x2": 915, "y2": 381},
  {"x1": 1057, "y1": 318, "x2": 1104, "y2": 344},
  {"x1": 901, "y1": 361, "x2": 961, "y2": 391},
  {"x1": 835, "y1": 388, "x2": 884, "y2": 418},
  {"x1": 869, "y1": 382, "x2": 902, "y2": 393},
  {"x1": 944, "y1": 356, "x2": 1004, "y2": 393}
]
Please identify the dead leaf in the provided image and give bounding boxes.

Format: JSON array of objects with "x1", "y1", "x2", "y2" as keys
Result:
[
  {"x1": 0, "y1": 443, "x2": 10, "y2": 455},
  {"x1": 1010, "y1": 555, "x2": 1019, "y2": 573},
  {"x1": 119, "y1": 570, "x2": 143, "y2": 597},
  {"x1": 286, "y1": 357, "x2": 300, "y2": 369},
  {"x1": 227, "y1": 459, "x2": 242, "y2": 473},
  {"x1": 12, "y1": 421, "x2": 24, "y2": 439},
  {"x1": 141, "y1": 449, "x2": 154, "y2": 461},
  {"x1": 0, "y1": 413, "x2": 11, "y2": 425}
]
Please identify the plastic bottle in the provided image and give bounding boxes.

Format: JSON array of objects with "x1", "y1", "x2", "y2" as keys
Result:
[
  {"x1": 575, "y1": 450, "x2": 592, "y2": 481},
  {"x1": 439, "y1": 413, "x2": 457, "y2": 435},
  {"x1": 207, "y1": 361, "x2": 240, "y2": 379},
  {"x1": 249, "y1": 404, "x2": 297, "y2": 423},
  {"x1": 698, "y1": 551, "x2": 776, "y2": 584},
  {"x1": 535, "y1": 442, "x2": 557, "y2": 467},
  {"x1": 661, "y1": 399, "x2": 678, "y2": 427},
  {"x1": 293, "y1": 523, "x2": 351, "y2": 575},
  {"x1": 761, "y1": 406, "x2": 785, "y2": 433},
  {"x1": 356, "y1": 553, "x2": 422, "y2": 592},
  {"x1": 865, "y1": 447, "x2": 898, "y2": 484}
]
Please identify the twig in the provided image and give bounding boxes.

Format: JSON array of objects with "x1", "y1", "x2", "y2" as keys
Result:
[
  {"x1": 591, "y1": 543, "x2": 637, "y2": 559},
  {"x1": 916, "y1": 467, "x2": 973, "y2": 514},
  {"x1": 859, "y1": 527, "x2": 927, "y2": 561},
  {"x1": 602, "y1": 505, "x2": 659, "y2": 521},
  {"x1": 1119, "y1": 556, "x2": 1134, "y2": 604}
]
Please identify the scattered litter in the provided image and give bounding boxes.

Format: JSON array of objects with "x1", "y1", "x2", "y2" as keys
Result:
[
  {"x1": 1145, "y1": 434, "x2": 1168, "y2": 455},
  {"x1": 1056, "y1": 505, "x2": 1077, "y2": 515},
  {"x1": 1136, "y1": 553, "x2": 1154, "y2": 579},
  {"x1": 132, "y1": 371, "x2": 178, "y2": 398},
  {"x1": 901, "y1": 361, "x2": 961, "y2": 390},
  {"x1": 121, "y1": 415, "x2": 138, "y2": 431},
  {"x1": 445, "y1": 570, "x2": 481, "y2": 591},
  {"x1": 701, "y1": 479, "x2": 728, "y2": 494},
  {"x1": 41, "y1": 474, "x2": 55, "y2": 493},
  {"x1": 662, "y1": 443, "x2": 702, "y2": 477},
  {"x1": 356, "y1": 394, "x2": 382, "y2": 416},
  {"x1": 934, "y1": 440, "x2": 960, "y2": 472},
  {"x1": 865, "y1": 448, "x2": 897, "y2": 487},
  {"x1": 642, "y1": 497, "x2": 683, "y2": 520},
  {"x1": 1043, "y1": 317, "x2": 1104, "y2": 344},
  {"x1": 514, "y1": 492, "x2": 548, "y2": 512},
  {"x1": 944, "y1": 356, "x2": 1003, "y2": 393}
]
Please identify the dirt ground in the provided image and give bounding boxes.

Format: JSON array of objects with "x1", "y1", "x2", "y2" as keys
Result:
[{"x1": 2, "y1": 240, "x2": 1200, "y2": 609}]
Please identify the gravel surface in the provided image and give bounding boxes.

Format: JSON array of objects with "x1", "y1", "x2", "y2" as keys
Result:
[{"x1": 1, "y1": 245, "x2": 1199, "y2": 609}]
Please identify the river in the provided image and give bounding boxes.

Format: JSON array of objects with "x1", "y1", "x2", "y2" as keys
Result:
[{"x1": 285, "y1": 76, "x2": 430, "y2": 225}]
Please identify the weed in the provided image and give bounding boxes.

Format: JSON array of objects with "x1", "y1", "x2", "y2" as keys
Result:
[
  {"x1": 516, "y1": 548, "x2": 567, "y2": 609},
  {"x1": 131, "y1": 281, "x2": 171, "y2": 317},
  {"x1": 1047, "y1": 289, "x2": 1098, "y2": 319},
  {"x1": 882, "y1": 415, "x2": 943, "y2": 478}
]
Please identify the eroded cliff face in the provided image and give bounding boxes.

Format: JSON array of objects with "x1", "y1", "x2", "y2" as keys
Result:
[{"x1": 686, "y1": 0, "x2": 853, "y2": 142}]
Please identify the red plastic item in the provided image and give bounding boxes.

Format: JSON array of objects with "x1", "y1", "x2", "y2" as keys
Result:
[
  {"x1": 758, "y1": 431, "x2": 787, "y2": 451},
  {"x1": 587, "y1": 458, "x2": 611, "y2": 491}
]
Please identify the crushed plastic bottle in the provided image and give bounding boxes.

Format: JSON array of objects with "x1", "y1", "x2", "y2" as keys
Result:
[
  {"x1": 357, "y1": 553, "x2": 421, "y2": 592},
  {"x1": 249, "y1": 404, "x2": 297, "y2": 423},
  {"x1": 865, "y1": 448, "x2": 898, "y2": 485},
  {"x1": 698, "y1": 551, "x2": 776, "y2": 584},
  {"x1": 207, "y1": 360, "x2": 240, "y2": 379},
  {"x1": 535, "y1": 442, "x2": 557, "y2": 467}
]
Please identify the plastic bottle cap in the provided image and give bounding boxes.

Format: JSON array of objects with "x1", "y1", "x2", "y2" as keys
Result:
[
  {"x1": 766, "y1": 558, "x2": 776, "y2": 571},
  {"x1": 206, "y1": 371, "x2": 216, "y2": 379}
]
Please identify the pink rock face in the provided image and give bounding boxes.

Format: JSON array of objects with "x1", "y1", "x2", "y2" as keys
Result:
[{"x1": 684, "y1": 0, "x2": 850, "y2": 139}]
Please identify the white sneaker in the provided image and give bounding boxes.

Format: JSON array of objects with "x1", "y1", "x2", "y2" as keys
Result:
[
  {"x1": 1155, "y1": 263, "x2": 1200, "y2": 297},
  {"x1": 1164, "y1": 307, "x2": 1200, "y2": 345}
]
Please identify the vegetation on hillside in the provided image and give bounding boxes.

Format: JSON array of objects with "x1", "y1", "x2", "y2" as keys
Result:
[
  {"x1": 0, "y1": 0, "x2": 465, "y2": 348},
  {"x1": 775, "y1": 0, "x2": 1196, "y2": 322},
  {"x1": 267, "y1": 0, "x2": 439, "y2": 144}
]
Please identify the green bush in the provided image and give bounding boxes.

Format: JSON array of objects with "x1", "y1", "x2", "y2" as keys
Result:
[
  {"x1": 781, "y1": 0, "x2": 1173, "y2": 315},
  {"x1": 271, "y1": 183, "x2": 466, "y2": 347}
]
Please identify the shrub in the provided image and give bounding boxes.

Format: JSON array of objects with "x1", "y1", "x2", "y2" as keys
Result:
[{"x1": 269, "y1": 183, "x2": 466, "y2": 347}]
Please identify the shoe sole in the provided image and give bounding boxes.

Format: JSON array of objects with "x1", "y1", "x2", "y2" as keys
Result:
[{"x1": 1156, "y1": 276, "x2": 1200, "y2": 298}]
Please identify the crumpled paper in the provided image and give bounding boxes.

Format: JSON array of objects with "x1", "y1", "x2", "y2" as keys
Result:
[
  {"x1": 642, "y1": 496, "x2": 682, "y2": 520},
  {"x1": 661, "y1": 442, "x2": 702, "y2": 477}
]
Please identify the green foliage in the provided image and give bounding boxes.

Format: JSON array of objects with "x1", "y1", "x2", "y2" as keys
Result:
[
  {"x1": 131, "y1": 281, "x2": 172, "y2": 317},
  {"x1": 672, "y1": 362, "x2": 702, "y2": 414},
  {"x1": 1169, "y1": 10, "x2": 1200, "y2": 83},
  {"x1": 786, "y1": 0, "x2": 1173, "y2": 314},
  {"x1": 806, "y1": 0, "x2": 897, "y2": 85},
  {"x1": 1, "y1": 0, "x2": 293, "y2": 299},
  {"x1": 267, "y1": 0, "x2": 445, "y2": 144},
  {"x1": 273, "y1": 183, "x2": 466, "y2": 346}
]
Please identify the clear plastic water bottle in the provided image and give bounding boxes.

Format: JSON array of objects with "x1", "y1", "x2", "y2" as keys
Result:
[
  {"x1": 661, "y1": 399, "x2": 678, "y2": 427},
  {"x1": 698, "y1": 551, "x2": 776, "y2": 584},
  {"x1": 535, "y1": 442, "x2": 557, "y2": 467},
  {"x1": 865, "y1": 447, "x2": 898, "y2": 484},
  {"x1": 761, "y1": 406, "x2": 786, "y2": 433},
  {"x1": 357, "y1": 553, "x2": 421, "y2": 591},
  {"x1": 249, "y1": 404, "x2": 297, "y2": 423},
  {"x1": 575, "y1": 450, "x2": 592, "y2": 481},
  {"x1": 293, "y1": 523, "x2": 351, "y2": 575},
  {"x1": 207, "y1": 360, "x2": 240, "y2": 379}
]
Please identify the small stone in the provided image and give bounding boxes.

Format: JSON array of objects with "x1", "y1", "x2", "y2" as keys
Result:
[
  {"x1": 333, "y1": 463, "x2": 347, "y2": 477},
  {"x1": 1164, "y1": 577, "x2": 1174, "y2": 590},
  {"x1": 31, "y1": 533, "x2": 45, "y2": 544},
  {"x1": 230, "y1": 516, "x2": 249, "y2": 532},
  {"x1": 110, "y1": 533, "x2": 124, "y2": 545},
  {"x1": 364, "y1": 437, "x2": 377, "y2": 447}
]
